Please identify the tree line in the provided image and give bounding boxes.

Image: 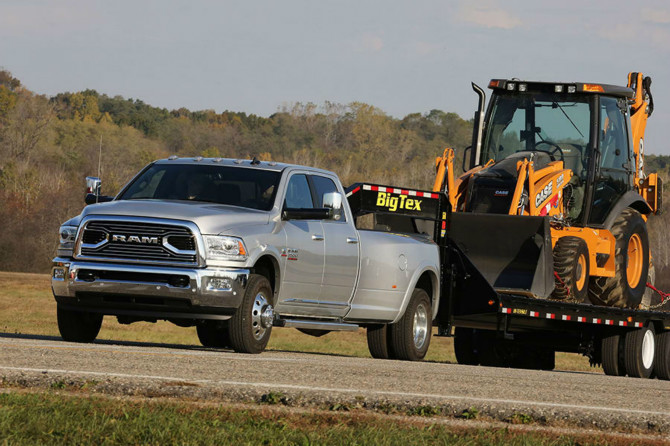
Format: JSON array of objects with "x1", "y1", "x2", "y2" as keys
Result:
[{"x1": 1, "y1": 69, "x2": 669, "y2": 291}]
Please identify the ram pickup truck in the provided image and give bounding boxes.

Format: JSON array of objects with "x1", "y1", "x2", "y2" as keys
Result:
[{"x1": 52, "y1": 157, "x2": 441, "y2": 360}]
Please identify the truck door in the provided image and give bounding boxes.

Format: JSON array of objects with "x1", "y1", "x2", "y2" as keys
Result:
[
  {"x1": 310, "y1": 174, "x2": 360, "y2": 315},
  {"x1": 278, "y1": 173, "x2": 324, "y2": 307}
]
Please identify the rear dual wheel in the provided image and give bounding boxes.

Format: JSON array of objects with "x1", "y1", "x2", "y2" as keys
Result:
[
  {"x1": 602, "y1": 325, "x2": 656, "y2": 378},
  {"x1": 366, "y1": 288, "x2": 431, "y2": 361}
]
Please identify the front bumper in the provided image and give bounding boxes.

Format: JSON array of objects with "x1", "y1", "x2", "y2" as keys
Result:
[{"x1": 51, "y1": 258, "x2": 249, "y2": 320}]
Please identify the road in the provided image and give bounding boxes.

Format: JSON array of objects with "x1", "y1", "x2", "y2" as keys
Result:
[{"x1": 0, "y1": 334, "x2": 668, "y2": 435}]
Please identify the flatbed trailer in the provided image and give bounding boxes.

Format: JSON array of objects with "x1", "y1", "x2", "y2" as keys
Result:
[{"x1": 347, "y1": 182, "x2": 670, "y2": 379}]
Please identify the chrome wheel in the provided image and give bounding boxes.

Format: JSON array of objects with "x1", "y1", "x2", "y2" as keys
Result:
[
  {"x1": 642, "y1": 329, "x2": 655, "y2": 370},
  {"x1": 251, "y1": 292, "x2": 273, "y2": 341},
  {"x1": 413, "y1": 302, "x2": 429, "y2": 350}
]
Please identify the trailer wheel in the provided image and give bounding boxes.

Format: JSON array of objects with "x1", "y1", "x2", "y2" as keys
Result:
[
  {"x1": 57, "y1": 306, "x2": 103, "y2": 343},
  {"x1": 654, "y1": 331, "x2": 670, "y2": 380},
  {"x1": 624, "y1": 325, "x2": 655, "y2": 378},
  {"x1": 390, "y1": 288, "x2": 431, "y2": 361},
  {"x1": 367, "y1": 324, "x2": 395, "y2": 359},
  {"x1": 196, "y1": 321, "x2": 230, "y2": 348},
  {"x1": 551, "y1": 236, "x2": 589, "y2": 302},
  {"x1": 601, "y1": 334, "x2": 626, "y2": 376},
  {"x1": 228, "y1": 274, "x2": 274, "y2": 354},
  {"x1": 454, "y1": 327, "x2": 479, "y2": 365},
  {"x1": 588, "y1": 208, "x2": 649, "y2": 308}
]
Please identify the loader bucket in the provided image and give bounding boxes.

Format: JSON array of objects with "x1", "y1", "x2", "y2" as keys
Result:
[{"x1": 447, "y1": 213, "x2": 554, "y2": 299}]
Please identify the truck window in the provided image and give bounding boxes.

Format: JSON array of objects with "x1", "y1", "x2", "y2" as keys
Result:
[
  {"x1": 310, "y1": 175, "x2": 344, "y2": 221},
  {"x1": 284, "y1": 174, "x2": 314, "y2": 208},
  {"x1": 118, "y1": 164, "x2": 281, "y2": 211}
]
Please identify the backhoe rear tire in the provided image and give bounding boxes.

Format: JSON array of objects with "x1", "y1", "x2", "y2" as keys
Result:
[
  {"x1": 551, "y1": 236, "x2": 589, "y2": 302},
  {"x1": 588, "y1": 208, "x2": 649, "y2": 308}
]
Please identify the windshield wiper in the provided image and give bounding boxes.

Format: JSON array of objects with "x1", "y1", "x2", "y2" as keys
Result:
[{"x1": 553, "y1": 102, "x2": 584, "y2": 138}]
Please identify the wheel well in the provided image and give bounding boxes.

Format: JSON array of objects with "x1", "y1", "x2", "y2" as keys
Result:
[
  {"x1": 416, "y1": 271, "x2": 437, "y2": 309},
  {"x1": 253, "y1": 255, "x2": 280, "y2": 303}
]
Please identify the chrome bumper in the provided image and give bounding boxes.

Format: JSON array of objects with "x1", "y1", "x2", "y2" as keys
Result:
[{"x1": 51, "y1": 258, "x2": 249, "y2": 317}]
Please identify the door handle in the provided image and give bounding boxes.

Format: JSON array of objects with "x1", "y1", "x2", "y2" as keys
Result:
[
  {"x1": 346, "y1": 237, "x2": 359, "y2": 244},
  {"x1": 311, "y1": 234, "x2": 324, "y2": 241}
]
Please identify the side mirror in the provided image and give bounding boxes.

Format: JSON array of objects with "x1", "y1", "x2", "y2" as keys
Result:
[
  {"x1": 322, "y1": 192, "x2": 343, "y2": 220},
  {"x1": 86, "y1": 176, "x2": 101, "y2": 196},
  {"x1": 462, "y1": 146, "x2": 471, "y2": 172}
]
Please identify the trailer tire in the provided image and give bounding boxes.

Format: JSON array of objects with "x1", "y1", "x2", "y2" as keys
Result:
[
  {"x1": 551, "y1": 236, "x2": 589, "y2": 302},
  {"x1": 57, "y1": 306, "x2": 103, "y2": 343},
  {"x1": 624, "y1": 325, "x2": 655, "y2": 378},
  {"x1": 454, "y1": 327, "x2": 479, "y2": 365},
  {"x1": 196, "y1": 321, "x2": 230, "y2": 348},
  {"x1": 588, "y1": 208, "x2": 649, "y2": 308},
  {"x1": 654, "y1": 331, "x2": 670, "y2": 380},
  {"x1": 390, "y1": 288, "x2": 431, "y2": 361},
  {"x1": 367, "y1": 324, "x2": 395, "y2": 359},
  {"x1": 228, "y1": 274, "x2": 273, "y2": 354},
  {"x1": 601, "y1": 334, "x2": 626, "y2": 376}
]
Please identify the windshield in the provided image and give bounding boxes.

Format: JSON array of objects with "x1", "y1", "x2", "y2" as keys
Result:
[
  {"x1": 119, "y1": 164, "x2": 281, "y2": 211},
  {"x1": 482, "y1": 93, "x2": 593, "y2": 164}
]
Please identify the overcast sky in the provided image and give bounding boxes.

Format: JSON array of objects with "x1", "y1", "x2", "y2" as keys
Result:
[{"x1": 1, "y1": 0, "x2": 669, "y2": 154}]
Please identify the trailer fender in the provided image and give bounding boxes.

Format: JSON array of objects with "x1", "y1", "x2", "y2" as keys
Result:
[
  {"x1": 602, "y1": 191, "x2": 652, "y2": 230},
  {"x1": 391, "y1": 265, "x2": 440, "y2": 324}
]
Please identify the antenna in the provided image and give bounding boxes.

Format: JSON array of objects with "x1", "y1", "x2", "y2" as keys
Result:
[{"x1": 98, "y1": 134, "x2": 102, "y2": 178}]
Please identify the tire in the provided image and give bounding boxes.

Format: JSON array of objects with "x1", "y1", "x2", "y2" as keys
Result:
[
  {"x1": 389, "y1": 288, "x2": 431, "y2": 361},
  {"x1": 624, "y1": 325, "x2": 655, "y2": 378},
  {"x1": 601, "y1": 334, "x2": 626, "y2": 376},
  {"x1": 196, "y1": 321, "x2": 230, "y2": 348},
  {"x1": 654, "y1": 331, "x2": 670, "y2": 380},
  {"x1": 454, "y1": 327, "x2": 479, "y2": 365},
  {"x1": 551, "y1": 236, "x2": 589, "y2": 302},
  {"x1": 367, "y1": 324, "x2": 395, "y2": 359},
  {"x1": 228, "y1": 274, "x2": 274, "y2": 354},
  {"x1": 588, "y1": 208, "x2": 649, "y2": 308},
  {"x1": 57, "y1": 305, "x2": 103, "y2": 343}
]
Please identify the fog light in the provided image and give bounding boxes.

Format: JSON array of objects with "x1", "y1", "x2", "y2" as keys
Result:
[
  {"x1": 207, "y1": 277, "x2": 233, "y2": 291},
  {"x1": 53, "y1": 268, "x2": 66, "y2": 280}
]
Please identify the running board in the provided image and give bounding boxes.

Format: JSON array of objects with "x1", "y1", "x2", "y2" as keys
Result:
[{"x1": 277, "y1": 319, "x2": 360, "y2": 331}]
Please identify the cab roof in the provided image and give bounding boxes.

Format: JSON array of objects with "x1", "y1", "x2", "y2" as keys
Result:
[
  {"x1": 488, "y1": 79, "x2": 634, "y2": 99},
  {"x1": 153, "y1": 157, "x2": 335, "y2": 176}
]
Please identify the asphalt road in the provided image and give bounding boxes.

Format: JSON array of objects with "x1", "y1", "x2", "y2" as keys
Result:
[{"x1": 0, "y1": 334, "x2": 668, "y2": 435}]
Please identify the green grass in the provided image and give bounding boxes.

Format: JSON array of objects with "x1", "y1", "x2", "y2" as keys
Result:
[
  {"x1": 0, "y1": 391, "x2": 613, "y2": 445},
  {"x1": 0, "y1": 272, "x2": 597, "y2": 372}
]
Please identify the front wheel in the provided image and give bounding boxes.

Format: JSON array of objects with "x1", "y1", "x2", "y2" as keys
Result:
[
  {"x1": 390, "y1": 288, "x2": 431, "y2": 361},
  {"x1": 228, "y1": 274, "x2": 274, "y2": 354},
  {"x1": 57, "y1": 305, "x2": 103, "y2": 343}
]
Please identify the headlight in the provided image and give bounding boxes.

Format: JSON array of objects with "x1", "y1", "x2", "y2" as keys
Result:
[
  {"x1": 204, "y1": 235, "x2": 247, "y2": 261},
  {"x1": 59, "y1": 225, "x2": 78, "y2": 249}
]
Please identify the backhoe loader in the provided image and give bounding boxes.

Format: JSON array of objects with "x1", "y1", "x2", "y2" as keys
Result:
[{"x1": 433, "y1": 73, "x2": 662, "y2": 309}]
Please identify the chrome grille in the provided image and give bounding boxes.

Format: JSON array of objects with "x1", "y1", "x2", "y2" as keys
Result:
[{"x1": 77, "y1": 220, "x2": 198, "y2": 265}]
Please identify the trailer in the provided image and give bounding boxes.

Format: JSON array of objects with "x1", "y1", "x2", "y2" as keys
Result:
[{"x1": 346, "y1": 182, "x2": 670, "y2": 379}]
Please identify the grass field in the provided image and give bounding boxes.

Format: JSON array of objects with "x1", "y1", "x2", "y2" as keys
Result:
[
  {"x1": 0, "y1": 391, "x2": 636, "y2": 445},
  {"x1": 0, "y1": 271, "x2": 597, "y2": 372}
]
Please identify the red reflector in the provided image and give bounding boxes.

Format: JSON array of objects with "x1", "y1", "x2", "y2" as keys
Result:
[{"x1": 441, "y1": 221, "x2": 446, "y2": 230}]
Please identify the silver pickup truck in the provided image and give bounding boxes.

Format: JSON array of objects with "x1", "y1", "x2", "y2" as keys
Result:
[{"x1": 52, "y1": 157, "x2": 441, "y2": 360}]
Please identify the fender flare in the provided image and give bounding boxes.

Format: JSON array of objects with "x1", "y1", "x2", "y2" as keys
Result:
[
  {"x1": 391, "y1": 264, "x2": 441, "y2": 324},
  {"x1": 602, "y1": 191, "x2": 652, "y2": 230}
]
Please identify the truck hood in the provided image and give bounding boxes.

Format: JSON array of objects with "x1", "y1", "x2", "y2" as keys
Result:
[{"x1": 78, "y1": 199, "x2": 271, "y2": 234}]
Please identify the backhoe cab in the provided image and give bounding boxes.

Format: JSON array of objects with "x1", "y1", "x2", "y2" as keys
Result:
[{"x1": 434, "y1": 73, "x2": 661, "y2": 309}]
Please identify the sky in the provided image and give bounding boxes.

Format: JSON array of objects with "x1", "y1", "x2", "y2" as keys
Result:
[{"x1": 1, "y1": 0, "x2": 670, "y2": 154}]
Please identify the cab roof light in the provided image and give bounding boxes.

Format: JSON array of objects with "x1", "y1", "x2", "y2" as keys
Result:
[
  {"x1": 555, "y1": 85, "x2": 564, "y2": 93},
  {"x1": 518, "y1": 83, "x2": 527, "y2": 92},
  {"x1": 583, "y1": 83, "x2": 604, "y2": 92},
  {"x1": 489, "y1": 80, "x2": 500, "y2": 88},
  {"x1": 567, "y1": 85, "x2": 576, "y2": 93},
  {"x1": 507, "y1": 82, "x2": 516, "y2": 91}
]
